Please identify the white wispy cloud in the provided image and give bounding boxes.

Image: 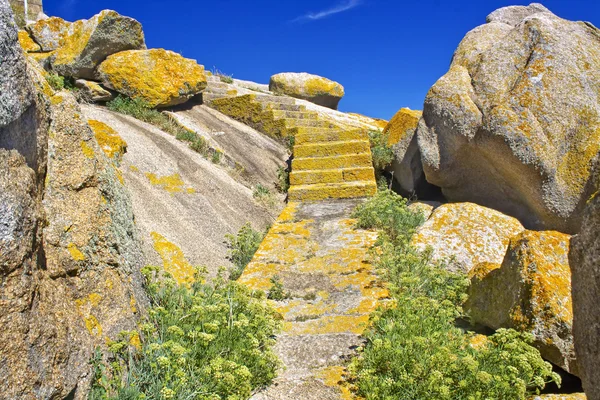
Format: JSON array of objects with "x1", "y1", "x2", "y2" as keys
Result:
[{"x1": 292, "y1": 0, "x2": 363, "y2": 23}]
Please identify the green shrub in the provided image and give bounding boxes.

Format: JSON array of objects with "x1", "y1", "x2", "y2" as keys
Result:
[
  {"x1": 46, "y1": 73, "x2": 65, "y2": 91},
  {"x1": 225, "y1": 223, "x2": 266, "y2": 280},
  {"x1": 368, "y1": 130, "x2": 394, "y2": 178},
  {"x1": 89, "y1": 267, "x2": 281, "y2": 400},
  {"x1": 211, "y1": 150, "x2": 223, "y2": 164},
  {"x1": 267, "y1": 276, "x2": 289, "y2": 301},
  {"x1": 276, "y1": 166, "x2": 290, "y2": 194},
  {"x1": 253, "y1": 184, "x2": 277, "y2": 208},
  {"x1": 212, "y1": 67, "x2": 234, "y2": 84},
  {"x1": 348, "y1": 190, "x2": 560, "y2": 399}
]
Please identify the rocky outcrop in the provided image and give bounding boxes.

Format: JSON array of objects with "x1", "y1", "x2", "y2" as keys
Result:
[
  {"x1": 97, "y1": 48, "x2": 207, "y2": 108},
  {"x1": 385, "y1": 107, "x2": 424, "y2": 195},
  {"x1": 51, "y1": 10, "x2": 146, "y2": 79},
  {"x1": 417, "y1": 4, "x2": 600, "y2": 233},
  {"x1": 411, "y1": 202, "x2": 524, "y2": 273},
  {"x1": 269, "y1": 72, "x2": 344, "y2": 110},
  {"x1": 570, "y1": 190, "x2": 600, "y2": 398},
  {"x1": 25, "y1": 16, "x2": 71, "y2": 51},
  {"x1": 75, "y1": 79, "x2": 113, "y2": 102},
  {"x1": 18, "y1": 29, "x2": 40, "y2": 51},
  {"x1": 1, "y1": 3, "x2": 146, "y2": 398},
  {"x1": 467, "y1": 230, "x2": 577, "y2": 375}
]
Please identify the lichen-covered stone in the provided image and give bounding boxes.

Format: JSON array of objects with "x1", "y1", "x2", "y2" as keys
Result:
[
  {"x1": 75, "y1": 78, "x2": 113, "y2": 102},
  {"x1": 417, "y1": 5, "x2": 600, "y2": 233},
  {"x1": 529, "y1": 394, "x2": 587, "y2": 400},
  {"x1": 411, "y1": 202, "x2": 524, "y2": 273},
  {"x1": 51, "y1": 10, "x2": 145, "y2": 79},
  {"x1": 18, "y1": 29, "x2": 40, "y2": 51},
  {"x1": 87, "y1": 119, "x2": 126, "y2": 163},
  {"x1": 270, "y1": 72, "x2": 345, "y2": 110},
  {"x1": 384, "y1": 107, "x2": 424, "y2": 195},
  {"x1": 467, "y1": 230, "x2": 577, "y2": 375},
  {"x1": 97, "y1": 49, "x2": 207, "y2": 108},
  {"x1": 570, "y1": 189, "x2": 600, "y2": 398},
  {"x1": 25, "y1": 16, "x2": 71, "y2": 51}
]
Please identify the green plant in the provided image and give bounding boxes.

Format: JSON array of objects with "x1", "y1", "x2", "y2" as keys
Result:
[
  {"x1": 276, "y1": 166, "x2": 290, "y2": 194},
  {"x1": 211, "y1": 67, "x2": 234, "y2": 84},
  {"x1": 348, "y1": 190, "x2": 560, "y2": 399},
  {"x1": 253, "y1": 184, "x2": 277, "y2": 208},
  {"x1": 211, "y1": 150, "x2": 223, "y2": 164},
  {"x1": 267, "y1": 276, "x2": 289, "y2": 301},
  {"x1": 225, "y1": 223, "x2": 266, "y2": 280},
  {"x1": 368, "y1": 130, "x2": 394, "y2": 179},
  {"x1": 90, "y1": 267, "x2": 281, "y2": 399},
  {"x1": 46, "y1": 73, "x2": 65, "y2": 91}
]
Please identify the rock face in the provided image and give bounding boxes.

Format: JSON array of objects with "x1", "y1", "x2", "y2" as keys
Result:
[
  {"x1": 25, "y1": 16, "x2": 72, "y2": 51},
  {"x1": 411, "y1": 202, "x2": 524, "y2": 273},
  {"x1": 417, "y1": 4, "x2": 600, "y2": 233},
  {"x1": 1, "y1": 4, "x2": 147, "y2": 398},
  {"x1": 97, "y1": 49, "x2": 207, "y2": 108},
  {"x1": 384, "y1": 107, "x2": 424, "y2": 195},
  {"x1": 467, "y1": 230, "x2": 577, "y2": 375},
  {"x1": 570, "y1": 191, "x2": 600, "y2": 398},
  {"x1": 269, "y1": 72, "x2": 344, "y2": 110},
  {"x1": 51, "y1": 9, "x2": 146, "y2": 79},
  {"x1": 18, "y1": 29, "x2": 40, "y2": 51}
]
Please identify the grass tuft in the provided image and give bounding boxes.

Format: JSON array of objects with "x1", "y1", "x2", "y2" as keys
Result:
[{"x1": 225, "y1": 223, "x2": 266, "y2": 280}]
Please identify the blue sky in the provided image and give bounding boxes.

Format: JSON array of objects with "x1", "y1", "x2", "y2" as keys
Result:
[{"x1": 45, "y1": 0, "x2": 598, "y2": 120}]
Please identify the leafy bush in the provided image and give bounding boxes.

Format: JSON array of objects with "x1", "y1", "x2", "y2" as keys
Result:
[
  {"x1": 46, "y1": 73, "x2": 65, "y2": 91},
  {"x1": 348, "y1": 190, "x2": 560, "y2": 399},
  {"x1": 225, "y1": 223, "x2": 266, "y2": 280},
  {"x1": 276, "y1": 166, "x2": 290, "y2": 194},
  {"x1": 89, "y1": 268, "x2": 281, "y2": 400},
  {"x1": 368, "y1": 130, "x2": 394, "y2": 177}
]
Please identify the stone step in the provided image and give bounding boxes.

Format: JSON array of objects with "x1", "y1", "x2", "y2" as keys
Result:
[
  {"x1": 294, "y1": 129, "x2": 366, "y2": 145},
  {"x1": 271, "y1": 110, "x2": 319, "y2": 120},
  {"x1": 200, "y1": 92, "x2": 233, "y2": 103},
  {"x1": 288, "y1": 181, "x2": 377, "y2": 201},
  {"x1": 206, "y1": 81, "x2": 231, "y2": 90},
  {"x1": 290, "y1": 167, "x2": 375, "y2": 186},
  {"x1": 206, "y1": 75, "x2": 221, "y2": 83},
  {"x1": 204, "y1": 87, "x2": 238, "y2": 96},
  {"x1": 294, "y1": 140, "x2": 370, "y2": 158},
  {"x1": 293, "y1": 153, "x2": 373, "y2": 170},
  {"x1": 284, "y1": 118, "x2": 335, "y2": 129},
  {"x1": 254, "y1": 94, "x2": 297, "y2": 105}
]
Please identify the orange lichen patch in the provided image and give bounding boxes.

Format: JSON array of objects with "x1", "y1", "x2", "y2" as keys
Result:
[
  {"x1": 145, "y1": 172, "x2": 194, "y2": 194},
  {"x1": 84, "y1": 315, "x2": 102, "y2": 337},
  {"x1": 98, "y1": 49, "x2": 207, "y2": 108},
  {"x1": 238, "y1": 262, "x2": 285, "y2": 291},
  {"x1": 25, "y1": 16, "x2": 72, "y2": 51},
  {"x1": 385, "y1": 107, "x2": 422, "y2": 145},
  {"x1": 115, "y1": 168, "x2": 124, "y2": 185},
  {"x1": 269, "y1": 220, "x2": 313, "y2": 237},
  {"x1": 67, "y1": 243, "x2": 86, "y2": 261},
  {"x1": 468, "y1": 334, "x2": 489, "y2": 350},
  {"x1": 130, "y1": 296, "x2": 137, "y2": 313},
  {"x1": 275, "y1": 299, "x2": 337, "y2": 321},
  {"x1": 80, "y1": 141, "x2": 95, "y2": 159},
  {"x1": 469, "y1": 262, "x2": 501, "y2": 280},
  {"x1": 314, "y1": 366, "x2": 354, "y2": 400},
  {"x1": 278, "y1": 203, "x2": 299, "y2": 222},
  {"x1": 150, "y1": 232, "x2": 195, "y2": 285},
  {"x1": 130, "y1": 332, "x2": 142, "y2": 350},
  {"x1": 348, "y1": 113, "x2": 388, "y2": 130},
  {"x1": 18, "y1": 30, "x2": 41, "y2": 52},
  {"x1": 52, "y1": 18, "x2": 92, "y2": 65},
  {"x1": 285, "y1": 315, "x2": 370, "y2": 335},
  {"x1": 87, "y1": 119, "x2": 127, "y2": 162},
  {"x1": 75, "y1": 293, "x2": 102, "y2": 309}
]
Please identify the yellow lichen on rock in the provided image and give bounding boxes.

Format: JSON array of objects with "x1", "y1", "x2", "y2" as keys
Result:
[
  {"x1": 269, "y1": 72, "x2": 345, "y2": 110},
  {"x1": 18, "y1": 30, "x2": 40, "y2": 52},
  {"x1": 385, "y1": 107, "x2": 422, "y2": 145},
  {"x1": 25, "y1": 16, "x2": 73, "y2": 51},
  {"x1": 145, "y1": 172, "x2": 195, "y2": 194},
  {"x1": 87, "y1": 119, "x2": 127, "y2": 163},
  {"x1": 97, "y1": 49, "x2": 207, "y2": 108},
  {"x1": 150, "y1": 232, "x2": 196, "y2": 285},
  {"x1": 67, "y1": 243, "x2": 86, "y2": 261}
]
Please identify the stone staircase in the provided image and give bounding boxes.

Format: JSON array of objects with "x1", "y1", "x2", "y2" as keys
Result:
[{"x1": 207, "y1": 91, "x2": 377, "y2": 202}]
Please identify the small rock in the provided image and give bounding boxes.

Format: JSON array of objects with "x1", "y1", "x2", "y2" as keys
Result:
[
  {"x1": 17, "y1": 29, "x2": 40, "y2": 52},
  {"x1": 411, "y1": 202, "x2": 524, "y2": 273},
  {"x1": 269, "y1": 72, "x2": 344, "y2": 110},
  {"x1": 75, "y1": 79, "x2": 113, "y2": 102}
]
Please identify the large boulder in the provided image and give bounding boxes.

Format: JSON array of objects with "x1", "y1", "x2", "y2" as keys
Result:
[
  {"x1": 97, "y1": 48, "x2": 207, "y2": 108},
  {"x1": 384, "y1": 107, "x2": 425, "y2": 195},
  {"x1": 411, "y1": 202, "x2": 524, "y2": 273},
  {"x1": 416, "y1": 4, "x2": 600, "y2": 233},
  {"x1": 467, "y1": 230, "x2": 577, "y2": 375},
  {"x1": 269, "y1": 72, "x2": 344, "y2": 110},
  {"x1": 51, "y1": 10, "x2": 145, "y2": 79},
  {"x1": 570, "y1": 189, "x2": 600, "y2": 398},
  {"x1": 25, "y1": 16, "x2": 72, "y2": 51}
]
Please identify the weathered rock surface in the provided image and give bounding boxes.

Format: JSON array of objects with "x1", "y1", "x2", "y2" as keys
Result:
[
  {"x1": 570, "y1": 190, "x2": 600, "y2": 399},
  {"x1": 75, "y1": 78, "x2": 113, "y2": 102},
  {"x1": 467, "y1": 230, "x2": 577, "y2": 375},
  {"x1": 529, "y1": 395, "x2": 587, "y2": 400},
  {"x1": 18, "y1": 29, "x2": 40, "y2": 51},
  {"x1": 270, "y1": 72, "x2": 344, "y2": 110},
  {"x1": 25, "y1": 15, "x2": 71, "y2": 51},
  {"x1": 411, "y1": 202, "x2": 524, "y2": 273},
  {"x1": 385, "y1": 107, "x2": 424, "y2": 195},
  {"x1": 97, "y1": 49, "x2": 207, "y2": 108},
  {"x1": 417, "y1": 4, "x2": 600, "y2": 233},
  {"x1": 51, "y1": 10, "x2": 145, "y2": 79}
]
